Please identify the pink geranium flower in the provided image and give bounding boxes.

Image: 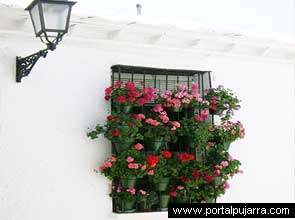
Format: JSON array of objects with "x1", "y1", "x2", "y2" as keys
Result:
[
  {"x1": 228, "y1": 155, "x2": 234, "y2": 161},
  {"x1": 128, "y1": 163, "x2": 139, "y2": 169},
  {"x1": 224, "y1": 181, "x2": 230, "y2": 190},
  {"x1": 134, "y1": 143, "x2": 144, "y2": 150},
  {"x1": 177, "y1": 185, "x2": 184, "y2": 190},
  {"x1": 126, "y1": 188, "x2": 136, "y2": 195},
  {"x1": 172, "y1": 121, "x2": 181, "y2": 128},
  {"x1": 221, "y1": 161, "x2": 229, "y2": 167},
  {"x1": 147, "y1": 170, "x2": 154, "y2": 176},
  {"x1": 153, "y1": 104, "x2": 163, "y2": 112},
  {"x1": 139, "y1": 190, "x2": 147, "y2": 195},
  {"x1": 109, "y1": 156, "x2": 117, "y2": 162},
  {"x1": 126, "y1": 157, "x2": 134, "y2": 163}
]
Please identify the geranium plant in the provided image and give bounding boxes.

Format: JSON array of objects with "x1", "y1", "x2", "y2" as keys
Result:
[
  {"x1": 141, "y1": 104, "x2": 181, "y2": 146},
  {"x1": 98, "y1": 147, "x2": 148, "y2": 180},
  {"x1": 178, "y1": 116, "x2": 212, "y2": 151},
  {"x1": 157, "y1": 82, "x2": 203, "y2": 111},
  {"x1": 147, "y1": 151, "x2": 179, "y2": 183},
  {"x1": 204, "y1": 85, "x2": 241, "y2": 121},
  {"x1": 104, "y1": 80, "x2": 157, "y2": 111},
  {"x1": 209, "y1": 120, "x2": 245, "y2": 150},
  {"x1": 87, "y1": 113, "x2": 144, "y2": 148}
]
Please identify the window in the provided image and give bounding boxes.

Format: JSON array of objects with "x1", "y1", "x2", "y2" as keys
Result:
[{"x1": 110, "y1": 65, "x2": 213, "y2": 212}]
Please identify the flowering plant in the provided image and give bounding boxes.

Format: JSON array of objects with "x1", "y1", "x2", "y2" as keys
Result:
[
  {"x1": 98, "y1": 147, "x2": 148, "y2": 180},
  {"x1": 146, "y1": 151, "x2": 179, "y2": 182},
  {"x1": 87, "y1": 113, "x2": 143, "y2": 143},
  {"x1": 104, "y1": 80, "x2": 157, "y2": 107},
  {"x1": 204, "y1": 86, "x2": 241, "y2": 121},
  {"x1": 178, "y1": 117, "x2": 212, "y2": 150},
  {"x1": 210, "y1": 121, "x2": 245, "y2": 147},
  {"x1": 157, "y1": 82, "x2": 203, "y2": 111},
  {"x1": 141, "y1": 104, "x2": 181, "y2": 143},
  {"x1": 110, "y1": 185, "x2": 137, "y2": 201},
  {"x1": 136, "y1": 189, "x2": 158, "y2": 208}
]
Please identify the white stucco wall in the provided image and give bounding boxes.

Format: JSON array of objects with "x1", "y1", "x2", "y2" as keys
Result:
[{"x1": 0, "y1": 36, "x2": 294, "y2": 220}]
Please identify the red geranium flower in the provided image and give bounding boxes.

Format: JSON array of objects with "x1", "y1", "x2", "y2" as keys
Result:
[
  {"x1": 179, "y1": 153, "x2": 195, "y2": 163},
  {"x1": 213, "y1": 170, "x2": 220, "y2": 177},
  {"x1": 204, "y1": 172, "x2": 214, "y2": 183},
  {"x1": 113, "y1": 117, "x2": 120, "y2": 122},
  {"x1": 162, "y1": 150, "x2": 172, "y2": 158},
  {"x1": 117, "y1": 96, "x2": 126, "y2": 103},
  {"x1": 147, "y1": 155, "x2": 159, "y2": 166},
  {"x1": 111, "y1": 130, "x2": 121, "y2": 137},
  {"x1": 170, "y1": 191, "x2": 177, "y2": 197},
  {"x1": 104, "y1": 95, "x2": 110, "y2": 101},
  {"x1": 128, "y1": 123, "x2": 134, "y2": 128},
  {"x1": 192, "y1": 169, "x2": 200, "y2": 179},
  {"x1": 114, "y1": 81, "x2": 122, "y2": 88},
  {"x1": 138, "y1": 98, "x2": 147, "y2": 106},
  {"x1": 179, "y1": 176, "x2": 190, "y2": 183},
  {"x1": 125, "y1": 81, "x2": 136, "y2": 91},
  {"x1": 211, "y1": 105, "x2": 218, "y2": 111},
  {"x1": 107, "y1": 115, "x2": 113, "y2": 121},
  {"x1": 128, "y1": 97, "x2": 135, "y2": 103}
]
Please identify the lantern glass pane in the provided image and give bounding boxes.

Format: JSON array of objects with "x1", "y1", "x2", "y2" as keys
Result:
[
  {"x1": 41, "y1": 3, "x2": 70, "y2": 32},
  {"x1": 30, "y1": 3, "x2": 42, "y2": 35}
]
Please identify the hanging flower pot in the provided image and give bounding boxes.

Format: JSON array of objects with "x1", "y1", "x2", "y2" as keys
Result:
[
  {"x1": 159, "y1": 194, "x2": 170, "y2": 211},
  {"x1": 113, "y1": 141, "x2": 133, "y2": 153},
  {"x1": 153, "y1": 177, "x2": 170, "y2": 191},
  {"x1": 223, "y1": 142, "x2": 231, "y2": 151},
  {"x1": 194, "y1": 148, "x2": 203, "y2": 163},
  {"x1": 115, "y1": 198, "x2": 136, "y2": 213},
  {"x1": 145, "y1": 137, "x2": 164, "y2": 151},
  {"x1": 213, "y1": 177, "x2": 222, "y2": 186},
  {"x1": 120, "y1": 177, "x2": 137, "y2": 188},
  {"x1": 138, "y1": 199, "x2": 151, "y2": 212},
  {"x1": 205, "y1": 197, "x2": 215, "y2": 203},
  {"x1": 115, "y1": 104, "x2": 133, "y2": 114}
]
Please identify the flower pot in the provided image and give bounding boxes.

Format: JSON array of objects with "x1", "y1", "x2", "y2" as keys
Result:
[
  {"x1": 171, "y1": 105, "x2": 183, "y2": 113},
  {"x1": 205, "y1": 197, "x2": 215, "y2": 203},
  {"x1": 115, "y1": 198, "x2": 136, "y2": 213},
  {"x1": 153, "y1": 177, "x2": 170, "y2": 191},
  {"x1": 115, "y1": 104, "x2": 133, "y2": 114},
  {"x1": 113, "y1": 141, "x2": 133, "y2": 153},
  {"x1": 159, "y1": 194, "x2": 170, "y2": 211},
  {"x1": 223, "y1": 142, "x2": 231, "y2": 151},
  {"x1": 194, "y1": 148, "x2": 203, "y2": 163},
  {"x1": 138, "y1": 200, "x2": 152, "y2": 211},
  {"x1": 146, "y1": 137, "x2": 164, "y2": 151},
  {"x1": 214, "y1": 177, "x2": 222, "y2": 186},
  {"x1": 121, "y1": 177, "x2": 137, "y2": 188}
]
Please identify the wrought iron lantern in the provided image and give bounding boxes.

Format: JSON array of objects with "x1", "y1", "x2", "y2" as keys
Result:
[{"x1": 16, "y1": 0, "x2": 76, "y2": 82}]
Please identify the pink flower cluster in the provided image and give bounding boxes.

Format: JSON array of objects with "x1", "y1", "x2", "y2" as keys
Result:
[
  {"x1": 145, "y1": 118, "x2": 160, "y2": 126},
  {"x1": 194, "y1": 109, "x2": 209, "y2": 121},
  {"x1": 171, "y1": 121, "x2": 181, "y2": 130},
  {"x1": 159, "y1": 111, "x2": 170, "y2": 123},
  {"x1": 99, "y1": 156, "x2": 117, "y2": 171},
  {"x1": 134, "y1": 143, "x2": 144, "y2": 150},
  {"x1": 126, "y1": 187, "x2": 136, "y2": 195}
]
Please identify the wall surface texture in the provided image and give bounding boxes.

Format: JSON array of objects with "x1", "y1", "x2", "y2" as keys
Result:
[{"x1": 0, "y1": 36, "x2": 294, "y2": 220}]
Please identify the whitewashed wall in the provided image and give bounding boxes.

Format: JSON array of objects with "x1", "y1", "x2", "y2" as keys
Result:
[{"x1": 0, "y1": 37, "x2": 294, "y2": 220}]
